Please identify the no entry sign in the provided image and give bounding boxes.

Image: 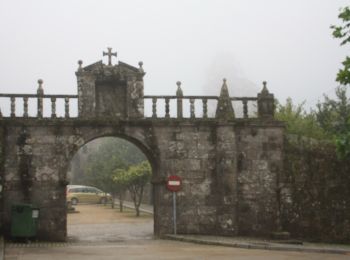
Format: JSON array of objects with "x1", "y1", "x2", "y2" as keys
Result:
[
  {"x1": 167, "y1": 175, "x2": 182, "y2": 235},
  {"x1": 166, "y1": 175, "x2": 182, "y2": 192}
]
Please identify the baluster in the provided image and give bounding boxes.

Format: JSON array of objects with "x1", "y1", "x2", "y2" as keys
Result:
[
  {"x1": 37, "y1": 79, "x2": 44, "y2": 118},
  {"x1": 0, "y1": 108, "x2": 2, "y2": 118},
  {"x1": 165, "y1": 98, "x2": 170, "y2": 118},
  {"x1": 202, "y1": 98, "x2": 208, "y2": 118},
  {"x1": 10, "y1": 97, "x2": 15, "y2": 117},
  {"x1": 51, "y1": 97, "x2": 56, "y2": 118},
  {"x1": 243, "y1": 99, "x2": 248, "y2": 118},
  {"x1": 152, "y1": 97, "x2": 157, "y2": 118},
  {"x1": 190, "y1": 98, "x2": 195, "y2": 118},
  {"x1": 23, "y1": 97, "x2": 28, "y2": 117},
  {"x1": 65, "y1": 98, "x2": 69, "y2": 118},
  {"x1": 176, "y1": 81, "x2": 183, "y2": 119}
]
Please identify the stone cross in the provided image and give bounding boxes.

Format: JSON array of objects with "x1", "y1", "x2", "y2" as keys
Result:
[{"x1": 103, "y1": 47, "x2": 117, "y2": 66}]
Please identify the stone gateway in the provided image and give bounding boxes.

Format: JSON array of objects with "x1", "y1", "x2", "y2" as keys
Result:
[{"x1": 0, "y1": 49, "x2": 284, "y2": 241}]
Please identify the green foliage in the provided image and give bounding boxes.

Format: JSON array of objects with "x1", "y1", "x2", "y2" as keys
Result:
[
  {"x1": 329, "y1": 6, "x2": 350, "y2": 158},
  {"x1": 113, "y1": 161, "x2": 151, "y2": 187},
  {"x1": 113, "y1": 161, "x2": 151, "y2": 216},
  {"x1": 316, "y1": 86, "x2": 350, "y2": 159},
  {"x1": 71, "y1": 137, "x2": 147, "y2": 195},
  {"x1": 336, "y1": 131, "x2": 350, "y2": 159},
  {"x1": 277, "y1": 87, "x2": 350, "y2": 159},
  {"x1": 275, "y1": 98, "x2": 328, "y2": 140},
  {"x1": 336, "y1": 56, "x2": 350, "y2": 85},
  {"x1": 315, "y1": 86, "x2": 350, "y2": 136},
  {"x1": 331, "y1": 6, "x2": 350, "y2": 85}
]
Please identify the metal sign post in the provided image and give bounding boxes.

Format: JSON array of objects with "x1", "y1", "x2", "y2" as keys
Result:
[
  {"x1": 166, "y1": 175, "x2": 182, "y2": 235},
  {"x1": 173, "y1": 191, "x2": 177, "y2": 235}
]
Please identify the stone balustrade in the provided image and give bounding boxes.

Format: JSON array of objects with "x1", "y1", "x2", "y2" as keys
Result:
[
  {"x1": 0, "y1": 80, "x2": 273, "y2": 120},
  {"x1": 0, "y1": 93, "x2": 78, "y2": 118},
  {"x1": 0, "y1": 94, "x2": 263, "y2": 119}
]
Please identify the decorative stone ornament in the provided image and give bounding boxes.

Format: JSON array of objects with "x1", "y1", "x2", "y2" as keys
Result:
[
  {"x1": 176, "y1": 81, "x2": 183, "y2": 97},
  {"x1": 37, "y1": 79, "x2": 44, "y2": 118},
  {"x1": 37, "y1": 79, "x2": 44, "y2": 95},
  {"x1": 176, "y1": 81, "x2": 183, "y2": 118},
  {"x1": 215, "y1": 78, "x2": 235, "y2": 120},
  {"x1": 77, "y1": 60, "x2": 83, "y2": 71},
  {"x1": 103, "y1": 47, "x2": 117, "y2": 66},
  {"x1": 76, "y1": 49, "x2": 145, "y2": 118},
  {"x1": 257, "y1": 81, "x2": 275, "y2": 118}
]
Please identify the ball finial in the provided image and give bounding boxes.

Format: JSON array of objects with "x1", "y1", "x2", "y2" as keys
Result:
[
  {"x1": 78, "y1": 60, "x2": 83, "y2": 70},
  {"x1": 176, "y1": 81, "x2": 181, "y2": 87},
  {"x1": 38, "y1": 79, "x2": 43, "y2": 85}
]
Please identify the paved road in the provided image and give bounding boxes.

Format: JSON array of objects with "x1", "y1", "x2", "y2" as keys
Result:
[{"x1": 4, "y1": 205, "x2": 349, "y2": 260}]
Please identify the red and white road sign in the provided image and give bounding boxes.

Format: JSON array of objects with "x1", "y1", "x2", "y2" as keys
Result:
[{"x1": 166, "y1": 175, "x2": 182, "y2": 192}]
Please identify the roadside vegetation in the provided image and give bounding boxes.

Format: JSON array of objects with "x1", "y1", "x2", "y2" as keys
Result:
[{"x1": 276, "y1": 6, "x2": 350, "y2": 160}]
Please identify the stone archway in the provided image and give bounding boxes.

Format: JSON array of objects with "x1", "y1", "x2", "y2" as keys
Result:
[
  {"x1": 65, "y1": 132, "x2": 160, "y2": 237},
  {"x1": 0, "y1": 50, "x2": 285, "y2": 242}
]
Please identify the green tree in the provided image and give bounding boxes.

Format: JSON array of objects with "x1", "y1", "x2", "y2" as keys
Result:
[
  {"x1": 316, "y1": 86, "x2": 350, "y2": 159},
  {"x1": 315, "y1": 86, "x2": 350, "y2": 136},
  {"x1": 113, "y1": 161, "x2": 152, "y2": 217},
  {"x1": 71, "y1": 137, "x2": 147, "y2": 208},
  {"x1": 275, "y1": 98, "x2": 328, "y2": 140},
  {"x1": 331, "y1": 6, "x2": 350, "y2": 85},
  {"x1": 330, "y1": 6, "x2": 350, "y2": 158}
]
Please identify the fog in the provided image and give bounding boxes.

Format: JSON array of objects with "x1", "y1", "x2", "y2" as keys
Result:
[{"x1": 0, "y1": 0, "x2": 349, "y2": 109}]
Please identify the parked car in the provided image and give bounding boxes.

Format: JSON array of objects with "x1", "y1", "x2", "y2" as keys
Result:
[{"x1": 66, "y1": 185, "x2": 112, "y2": 205}]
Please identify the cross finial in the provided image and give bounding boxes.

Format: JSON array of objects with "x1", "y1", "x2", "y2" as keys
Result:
[{"x1": 103, "y1": 47, "x2": 117, "y2": 66}]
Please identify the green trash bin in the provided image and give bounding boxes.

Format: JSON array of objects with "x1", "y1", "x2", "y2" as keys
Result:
[{"x1": 11, "y1": 204, "x2": 39, "y2": 238}]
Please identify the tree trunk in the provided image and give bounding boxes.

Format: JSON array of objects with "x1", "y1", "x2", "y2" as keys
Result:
[
  {"x1": 130, "y1": 186, "x2": 139, "y2": 217},
  {"x1": 119, "y1": 192, "x2": 124, "y2": 212},
  {"x1": 135, "y1": 186, "x2": 144, "y2": 217},
  {"x1": 136, "y1": 206, "x2": 140, "y2": 217},
  {"x1": 111, "y1": 194, "x2": 115, "y2": 209}
]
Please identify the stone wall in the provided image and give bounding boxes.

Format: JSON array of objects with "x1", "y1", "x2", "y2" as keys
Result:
[
  {"x1": 0, "y1": 119, "x2": 284, "y2": 241},
  {"x1": 236, "y1": 124, "x2": 284, "y2": 236},
  {"x1": 281, "y1": 135, "x2": 350, "y2": 242}
]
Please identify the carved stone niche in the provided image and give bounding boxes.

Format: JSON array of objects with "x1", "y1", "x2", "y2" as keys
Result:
[{"x1": 76, "y1": 60, "x2": 145, "y2": 119}]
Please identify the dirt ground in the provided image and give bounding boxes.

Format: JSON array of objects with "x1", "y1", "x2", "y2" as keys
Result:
[{"x1": 67, "y1": 204, "x2": 153, "y2": 242}]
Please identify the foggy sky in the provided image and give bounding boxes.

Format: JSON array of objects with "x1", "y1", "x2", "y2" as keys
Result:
[{"x1": 0, "y1": 0, "x2": 349, "y2": 109}]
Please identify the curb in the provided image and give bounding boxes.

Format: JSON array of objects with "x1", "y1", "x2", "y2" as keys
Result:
[
  {"x1": 116, "y1": 201, "x2": 153, "y2": 215},
  {"x1": 164, "y1": 235, "x2": 350, "y2": 255}
]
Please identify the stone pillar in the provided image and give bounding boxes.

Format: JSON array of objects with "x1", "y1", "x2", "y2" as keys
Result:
[
  {"x1": 126, "y1": 64, "x2": 145, "y2": 118},
  {"x1": 37, "y1": 79, "x2": 44, "y2": 118},
  {"x1": 176, "y1": 81, "x2": 183, "y2": 119},
  {"x1": 257, "y1": 81, "x2": 275, "y2": 118},
  {"x1": 76, "y1": 60, "x2": 97, "y2": 118},
  {"x1": 0, "y1": 126, "x2": 5, "y2": 234},
  {"x1": 236, "y1": 124, "x2": 284, "y2": 236},
  {"x1": 215, "y1": 79, "x2": 235, "y2": 120},
  {"x1": 214, "y1": 125, "x2": 238, "y2": 235}
]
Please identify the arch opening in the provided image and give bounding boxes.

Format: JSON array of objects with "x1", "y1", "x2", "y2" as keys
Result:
[{"x1": 66, "y1": 136, "x2": 155, "y2": 243}]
